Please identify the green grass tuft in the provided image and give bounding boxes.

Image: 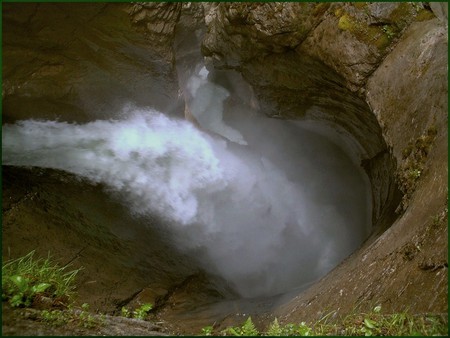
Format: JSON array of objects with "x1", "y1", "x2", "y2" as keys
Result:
[{"x1": 2, "y1": 250, "x2": 80, "y2": 308}]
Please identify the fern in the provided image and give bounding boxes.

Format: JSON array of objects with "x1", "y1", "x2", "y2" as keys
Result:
[
  {"x1": 266, "y1": 318, "x2": 283, "y2": 336},
  {"x1": 228, "y1": 316, "x2": 259, "y2": 336},
  {"x1": 242, "y1": 317, "x2": 259, "y2": 336}
]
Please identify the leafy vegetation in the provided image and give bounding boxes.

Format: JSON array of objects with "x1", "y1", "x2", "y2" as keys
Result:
[
  {"x1": 2, "y1": 250, "x2": 157, "y2": 333},
  {"x1": 40, "y1": 303, "x2": 105, "y2": 328},
  {"x1": 201, "y1": 325, "x2": 214, "y2": 336},
  {"x1": 227, "y1": 317, "x2": 259, "y2": 336},
  {"x1": 121, "y1": 303, "x2": 153, "y2": 320},
  {"x1": 2, "y1": 251, "x2": 106, "y2": 329},
  {"x1": 202, "y1": 306, "x2": 448, "y2": 336},
  {"x1": 2, "y1": 251, "x2": 80, "y2": 308}
]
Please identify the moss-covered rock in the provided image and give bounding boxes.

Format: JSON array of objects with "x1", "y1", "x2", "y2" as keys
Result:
[{"x1": 296, "y1": 2, "x2": 435, "y2": 91}]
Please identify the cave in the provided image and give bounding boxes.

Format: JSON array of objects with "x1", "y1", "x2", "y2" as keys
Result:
[{"x1": 2, "y1": 2, "x2": 447, "y2": 335}]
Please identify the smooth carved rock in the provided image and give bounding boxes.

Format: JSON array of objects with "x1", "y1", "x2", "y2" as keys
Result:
[
  {"x1": 202, "y1": 2, "x2": 328, "y2": 68},
  {"x1": 366, "y1": 18, "x2": 448, "y2": 160},
  {"x1": 2, "y1": 3, "x2": 183, "y2": 124}
]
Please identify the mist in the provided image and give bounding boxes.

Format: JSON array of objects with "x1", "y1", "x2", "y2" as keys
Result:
[{"x1": 2, "y1": 71, "x2": 372, "y2": 298}]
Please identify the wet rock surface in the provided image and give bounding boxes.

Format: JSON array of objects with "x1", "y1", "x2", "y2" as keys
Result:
[
  {"x1": 1, "y1": 166, "x2": 207, "y2": 313},
  {"x1": 2, "y1": 303, "x2": 169, "y2": 336},
  {"x1": 2, "y1": 3, "x2": 183, "y2": 124},
  {"x1": 2, "y1": 2, "x2": 448, "y2": 335}
]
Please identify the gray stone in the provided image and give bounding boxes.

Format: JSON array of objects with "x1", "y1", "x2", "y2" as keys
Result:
[
  {"x1": 367, "y1": 2, "x2": 403, "y2": 22},
  {"x1": 429, "y1": 2, "x2": 448, "y2": 23}
]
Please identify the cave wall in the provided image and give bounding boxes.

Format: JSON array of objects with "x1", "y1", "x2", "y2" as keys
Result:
[
  {"x1": 195, "y1": 1, "x2": 448, "y2": 321},
  {"x1": 200, "y1": 2, "x2": 408, "y2": 229}
]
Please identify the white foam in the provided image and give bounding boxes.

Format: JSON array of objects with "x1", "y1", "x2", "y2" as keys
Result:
[{"x1": 2, "y1": 107, "x2": 371, "y2": 298}]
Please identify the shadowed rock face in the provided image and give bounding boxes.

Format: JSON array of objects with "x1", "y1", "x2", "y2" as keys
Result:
[
  {"x1": 2, "y1": 2, "x2": 184, "y2": 124},
  {"x1": 201, "y1": 2, "x2": 402, "y2": 229},
  {"x1": 2, "y1": 2, "x2": 447, "y2": 335},
  {"x1": 199, "y1": 2, "x2": 447, "y2": 326}
]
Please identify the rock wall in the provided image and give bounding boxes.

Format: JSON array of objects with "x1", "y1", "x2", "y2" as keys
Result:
[
  {"x1": 2, "y1": 2, "x2": 183, "y2": 124},
  {"x1": 195, "y1": 0, "x2": 447, "y2": 325},
  {"x1": 201, "y1": 2, "x2": 413, "y2": 227}
]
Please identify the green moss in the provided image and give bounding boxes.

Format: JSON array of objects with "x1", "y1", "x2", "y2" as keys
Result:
[
  {"x1": 313, "y1": 3, "x2": 330, "y2": 17},
  {"x1": 397, "y1": 126, "x2": 438, "y2": 212},
  {"x1": 337, "y1": 12, "x2": 395, "y2": 51},
  {"x1": 388, "y1": 2, "x2": 415, "y2": 31},
  {"x1": 389, "y1": 2, "x2": 414, "y2": 21},
  {"x1": 353, "y1": 2, "x2": 367, "y2": 10},
  {"x1": 334, "y1": 7, "x2": 344, "y2": 17},
  {"x1": 416, "y1": 9, "x2": 436, "y2": 22},
  {"x1": 368, "y1": 26, "x2": 391, "y2": 50},
  {"x1": 337, "y1": 13, "x2": 356, "y2": 31}
]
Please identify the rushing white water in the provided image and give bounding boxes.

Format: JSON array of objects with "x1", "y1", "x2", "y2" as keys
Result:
[
  {"x1": 2, "y1": 107, "x2": 371, "y2": 297},
  {"x1": 2, "y1": 65, "x2": 372, "y2": 297},
  {"x1": 2, "y1": 112, "x2": 230, "y2": 225}
]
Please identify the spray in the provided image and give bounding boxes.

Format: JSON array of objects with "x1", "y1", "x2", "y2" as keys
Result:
[{"x1": 2, "y1": 77, "x2": 372, "y2": 298}]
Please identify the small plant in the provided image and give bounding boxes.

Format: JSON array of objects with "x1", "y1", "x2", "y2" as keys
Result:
[
  {"x1": 408, "y1": 168, "x2": 421, "y2": 180},
  {"x1": 120, "y1": 303, "x2": 153, "y2": 320},
  {"x1": 296, "y1": 322, "x2": 313, "y2": 336},
  {"x1": 133, "y1": 303, "x2": 153, "y2": 320},
  {"x1": 78, "y1": 303, "x2": 99, "y2": 328},
  {"x1": 382, "y1": 25, "x2": 396, "y2": 39},
  {"x1": 2, "y1": 252, "x2": 108, "y2": 330},
  {"x1": 121, "y1": 306, "x2": 131, "y2": 318},
  {"x1": 40, "y1": 309, "x2": 71, "y2": 326},
  {"x1": 267, "y1": 321, "x2": 313, "y2": 336},
  {"x1": 227, "y1": 316, "x2": 259, "y2": 336},
  {"x1": 266, "y1": 318, "x2": 282, "y2": 336},
  {"x1": 431, "y1": 207, "x2": 448, "y2": 227},
  {"x1": 5, "y1": 275, "x2": 51, "y2": 307},
  {"x1": 40, "y1": 303, "x2": 104, "y2": 328},
  {"x1": 201, "y1": 325, "x2": 214, "y2": 336},
  {"x1": 2, "y1": 251, "x2": 80, "y2": 308}
]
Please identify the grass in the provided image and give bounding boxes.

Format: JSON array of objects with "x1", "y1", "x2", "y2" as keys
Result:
[
  {"x1": 307, "y1": 309, "x2": 448, "y2": 336},
  {"x1": 2, "y1": 250, "x2": 80, "y2": 308},
  {"x1": 2, "y1": 250, "x2": 107, "y2": 329},
  {"x1": 4, "y1": 252, "x2": 447, "y2": 335},
  {"x1": 2, "y1": 250, "x2": 159, "y2": 331},
  {"x1": 203, "y1": 306, "x2": 448, "y2": 336}
]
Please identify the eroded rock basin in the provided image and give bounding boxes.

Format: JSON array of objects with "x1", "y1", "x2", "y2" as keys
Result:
[
  {"x1": 0, "y1": 165, "x2": 301, "y2": 333},
  {"x1": 2, "y1": 107, "x2": 373, "y2": 334},
  {"x1": 2, "y1": 2, "x2": 448, "y2": 335}
]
